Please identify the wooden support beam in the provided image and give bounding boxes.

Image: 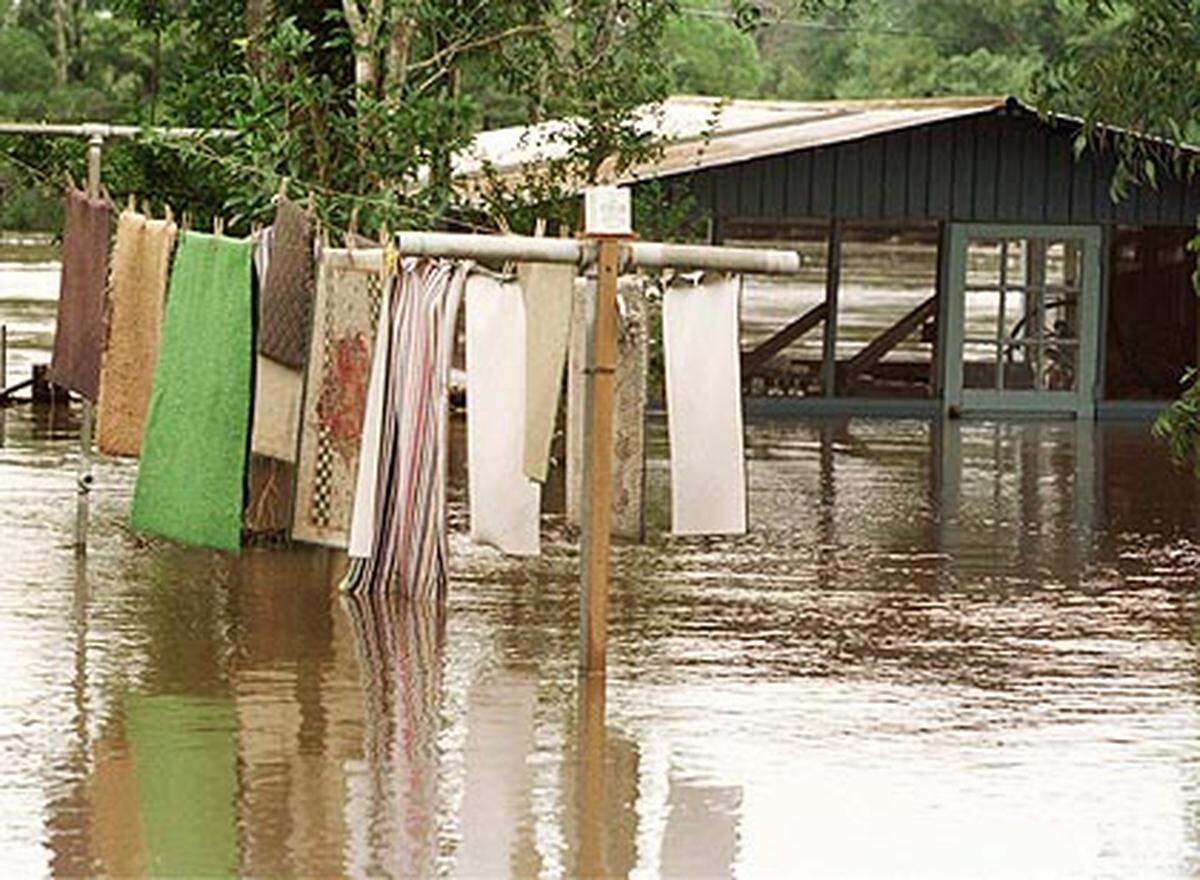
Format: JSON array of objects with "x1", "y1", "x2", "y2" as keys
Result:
[
  {"x1": 840, "y1": 295, "x2": 939, "y2": 391},
  {"x1": 820, "y1": 221, "x2": 842, "y2": 396},
  {"x1": 741, "y1": 302, "x2": 828, "y2": 376},
  {"x1": 579, "y1": 237, "x2": 623, "y2": 676}
]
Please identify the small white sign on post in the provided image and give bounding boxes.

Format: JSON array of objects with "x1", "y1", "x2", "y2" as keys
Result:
[{"x1": 584, "y1": 186, "x2": 632, "y2": 236}]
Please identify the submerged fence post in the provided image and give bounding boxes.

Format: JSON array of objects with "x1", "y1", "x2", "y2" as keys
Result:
[
  {"x1": 579, "y1": 187, "x2": 634, "y2": 676},
  {"x1": 74, "y1": 132, "x2": 102, "y2": 552}
]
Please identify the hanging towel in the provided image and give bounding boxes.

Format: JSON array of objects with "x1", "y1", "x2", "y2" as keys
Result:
[
  {"x1": 96, "y1": 209, "x2": 177, "y2": 456},
  {"x1": 259, "y1": 196, "x2": 315, "y2": 368},
  {"x1": 130, "y1": 231, "x2": 253, "y2": 553},
  {"x1": 250, "y1": 356, "x2": 302, "y2": 463},
  {"x1": 344, "y1": 258, "x2": 466, "y2": 597},
  {"x1": 566, "y1": 276, "x2": 649, "y2": 540},
  {"x1": 48, "y1": 188, "x2": 111, "y2": 400},
  {"x1": 466, "y1": 273, "x2": 541, "y2": 556},
  {"x1": 663, "y1": 274, "x2": 747, "y2": 535},
  {"x1": 520, "y1": 261, "x2": 576, "y2": 482},
  {"x1": 292, "y1": 248, "x2": 384, "y2": 547}
]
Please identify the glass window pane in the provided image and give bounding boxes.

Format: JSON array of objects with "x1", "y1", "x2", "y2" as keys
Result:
[{"x1": 964, "y1": 341, "x2": 1001, "y2": 389}]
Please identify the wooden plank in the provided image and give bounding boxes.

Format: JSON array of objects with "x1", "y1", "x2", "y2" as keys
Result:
[
  {"x1": 927, "y1": 123, "x2": 955, "y2": 218},
  {"x1": 860, "y1": 136, "x2": 886, "y2": 219},
  {"x1": 996, "y1": 119, "x2": 1024, "y2": 219},
  {"x1": 952, "y1": 118, "x2": 975, "y2": 220},
  {"x1": 835, "y1": 142, "x2": 860, "y2": 219},
  {"x1": 741, "y1": 301, "x2": 828, "y2": 375},
  {"x1": 714, "y1": 166, "x2": 740, "y2": 218},
  {"x1": 882, "y1": 131, "x2": 909, "y2": 219},
  {"x1": 972, "y1": 117, "x2": 999, "y2": 221},
  {"x1": 786, "y1": 151, "x2": 812, "y2": 218},
  {"x1": 840, "y1": 295, "x2": 939, "y2": 390},
  {"x1": 1019, "y1": 122, "x2": 1047, "y2": 222},
  {"x1": 1045, "y1": 129, "x2": 1073, "y2": 223},
  {"x1": 907, "y1": 127, "x2": 931, "y2": 219},
  {"x1": 1069, "y1": 143, "x2": 1094, "y2": 224},
  {"x1": 821, "y1": 221, "x2": 842, "y2": 395},
  {"x1": 580, "y1": 237, "x2": 621, "y2": 675},
  {"x1": 761, "y1": 154, "x2": 786, "y2": 218},
  {"x1": 739, "y1": 157, "x2": 763, "y2": 216},
  {"x1": 811, "y1": 147, "x2": 836, "y2": 217}
]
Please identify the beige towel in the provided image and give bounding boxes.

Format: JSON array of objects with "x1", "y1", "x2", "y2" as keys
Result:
[
  {"x1": 96, "y1": 210, "x2": 177, "y2": 457},
  {"x1": 250, "y1": 355, "x2": 302, "y2": 462},
  {"x1": 520, "y1": 262, "x2": 576, "y2": 481}
]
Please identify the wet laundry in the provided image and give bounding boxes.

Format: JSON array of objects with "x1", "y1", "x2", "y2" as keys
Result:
[
  {"x1": 663, "y1": 274, "x2": 747, "y2": 536},
  {"x1": 96, "y1": 208, "x2": 177, "y2": 456},
  {"x1": 48, "y1": 187, "x2": 111, "y2": 401},
  {"x1": 131, "y1": 231, "x2": 254, "y2": 553},
  {"x1": 466, "y1": 272, "x2": 541, "y2": 556},
  {"x1": 343, "y1": 258, "x2": 466, "y2": 598},
  {"x1": 292, "y1": 247, "x2": 384, "y2": 547},
  {"x1": 519, "y1": 260, "x2": 576, "y2": 482}
]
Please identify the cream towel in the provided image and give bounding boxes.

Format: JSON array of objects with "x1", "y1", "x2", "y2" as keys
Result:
[
  {"x1": 663, "y1": 275, "x2": 747, "y2": 535},
  {"x1": 466, "y1": 273, "x2": 540, "y2": 556},
  {"x1": 520, "y1": 261, "x2": 576, "y2": 481},
  {"x1": 96, "y1": 210, "x2": 177, "y2": 456},
  {"x1": 250, "y1": 355, "x2": 302, "y2": 462}
]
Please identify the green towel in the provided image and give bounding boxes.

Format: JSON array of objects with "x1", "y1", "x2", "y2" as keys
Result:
[
  {"x1": 132, "y1": 231, "x2": 253, "y2": 552},
  {"x1": 125, "y1": 695, "x2": 238, "y2": 877}
]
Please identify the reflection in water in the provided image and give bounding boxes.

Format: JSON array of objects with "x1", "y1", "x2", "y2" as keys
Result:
[
  {"x1": 342, "y1": 593, "x2": 444, "y2": 879},
  {"x1": 2, "y1": 402, "x2": 1200, "y2": 876}
]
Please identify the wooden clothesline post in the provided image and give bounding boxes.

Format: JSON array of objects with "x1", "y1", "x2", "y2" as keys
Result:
[{"x1": 579, "y1": 187, "x2": 635, "y2": 675}]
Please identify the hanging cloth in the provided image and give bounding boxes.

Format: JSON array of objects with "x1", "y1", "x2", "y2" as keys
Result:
[
  {"x1": 343, "y1": 258, "x2": 466, "y2": 598},
  {"x1": 96, "y1": 208, "x2": 177, "y2": 456},
  {"x1": 519, "y1": 261, "x2": 576, "y2": 482},
  {"x1": 130, "y1": 231, "x2": 254, "y2": 552},
  {"x1": 466, "y1": 272, "x2": 541, "y2": 556},
  {"x1": 258, "y1": 196, "x2": 315, "y2": 368},
  {"x1": 48, "y1": 187, "x2": 111, "y2": 401},
  {"x1": 292, "y1": 247, "x2": 385, "y2": 547},
  {"x1": 663, "y1": 274, "x2": 747, "y2": 536}
]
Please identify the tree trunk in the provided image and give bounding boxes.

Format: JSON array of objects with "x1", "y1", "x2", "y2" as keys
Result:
[
  {"x1": 245, "y1": 0, "x2": 275, "y2": 79},
  {"x1": 51, "y1": 0, "x2": 69, "y2": 88}
]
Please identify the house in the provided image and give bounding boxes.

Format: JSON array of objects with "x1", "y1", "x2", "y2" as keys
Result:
[{"x1": 460, "y1": 95, "x2": 1200, "y2": 419}]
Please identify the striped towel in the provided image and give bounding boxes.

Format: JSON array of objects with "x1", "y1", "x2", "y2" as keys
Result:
[{"x1": 342, "y1": 258, "x2": 466, "y2": 598}]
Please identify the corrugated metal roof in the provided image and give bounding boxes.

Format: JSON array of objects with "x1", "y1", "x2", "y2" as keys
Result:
[{"x1": 453, "y1": 95, "x2": 1007, "y2": 191}]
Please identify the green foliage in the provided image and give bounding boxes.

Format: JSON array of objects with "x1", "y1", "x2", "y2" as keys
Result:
[
  {"x1": 664, "y1": 13, "x2": 764, "y2": 97},
  {"x1": 1153, "y1": 368, "x2": 1200, "y2": 477},
  {"x1": 0, "y1": 27, "x2": 54, "y2": 92}
]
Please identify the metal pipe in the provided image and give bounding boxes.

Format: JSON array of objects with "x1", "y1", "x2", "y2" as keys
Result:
[
  {"x1": 74, "y1": 136, "x2": 102, "y2": 553},
  {"x1": 394, "y1": 231, "x2": 802, "y2": 276},
  {"x1": 0, "y1": 122, "x2": 236, "y2": 140}
]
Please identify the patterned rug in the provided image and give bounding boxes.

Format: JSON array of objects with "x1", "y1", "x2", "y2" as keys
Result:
[{"x1": 292, "y1": 247, "x2": 385, "y2": 547}]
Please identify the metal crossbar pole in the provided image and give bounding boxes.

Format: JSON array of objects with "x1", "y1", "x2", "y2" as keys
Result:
[
  {"x1": 394, "y1": 231, "x2": 802, "y2": 276},
  {"x1": 74, "y1": 135, "x2": 102, "y2": 552}
]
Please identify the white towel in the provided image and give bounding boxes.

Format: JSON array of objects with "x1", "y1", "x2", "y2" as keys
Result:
[
  {"x1": 520, "y1": 261, "x2": 576, "y2": 482},
  {"x1": 663, "y1": 275, "x2": 747, "y2": 535},
  {"x1": 466, "y1": 274, "x2": 541, "y2": 555}
]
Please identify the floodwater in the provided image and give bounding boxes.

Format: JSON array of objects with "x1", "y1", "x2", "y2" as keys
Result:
[{"x1": 2, "y1": 252, "x2": 1200, "y2": 878}]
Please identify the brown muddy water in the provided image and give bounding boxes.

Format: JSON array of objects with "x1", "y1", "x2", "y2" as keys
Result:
[{"x1": 2, "y1": 253, "x2": 1200, "y2": 878}]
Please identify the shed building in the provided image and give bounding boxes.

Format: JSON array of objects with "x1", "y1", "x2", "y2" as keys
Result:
[{"x1": 460, "y1": 96, "x2": 1200, "y2": 418}]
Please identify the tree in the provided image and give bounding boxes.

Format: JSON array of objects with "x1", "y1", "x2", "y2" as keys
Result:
[{"x1": 1036, "y1": 0, "x2": 1200, "y2": 474}]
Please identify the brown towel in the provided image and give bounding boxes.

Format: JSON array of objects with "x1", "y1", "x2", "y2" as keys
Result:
[
  {"x1": 48, "y1": 188, "x2": 111, "y2": 400},
  {"x1": 96, "y1": 210, "x2": 178, "y2": 456},
  {"x1": 258, "y1": 196, "x2": 315, "y2": 368}
]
